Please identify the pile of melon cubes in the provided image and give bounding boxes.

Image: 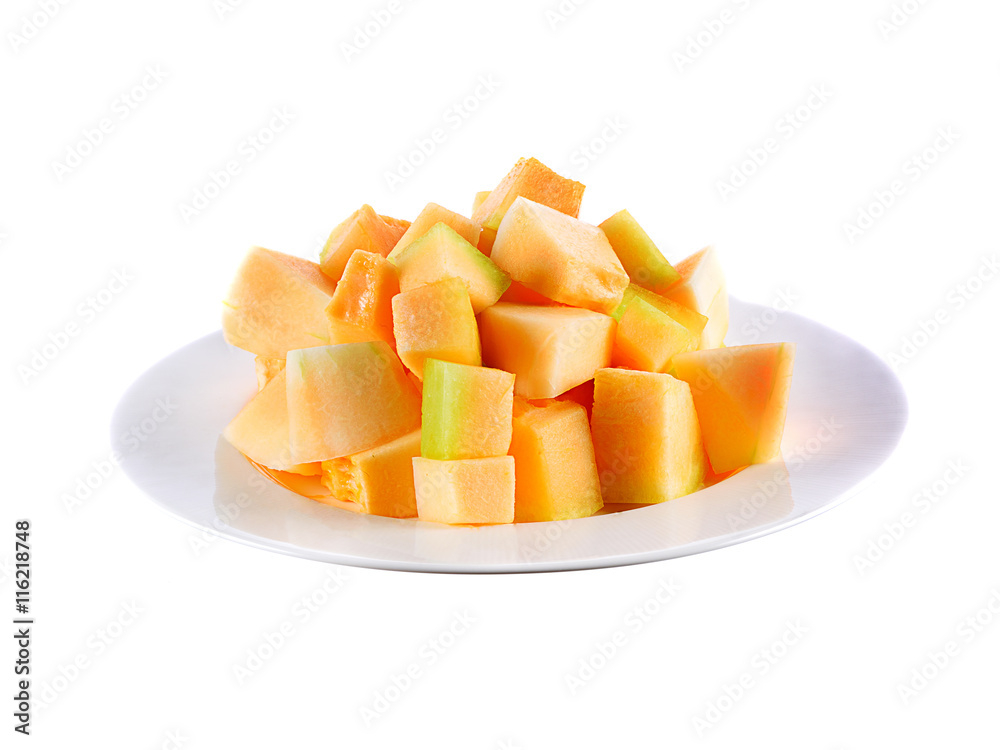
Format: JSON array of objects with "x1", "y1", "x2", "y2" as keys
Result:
[{"x1": 222, "y1": 157, "x2": 795, "y2": 525}]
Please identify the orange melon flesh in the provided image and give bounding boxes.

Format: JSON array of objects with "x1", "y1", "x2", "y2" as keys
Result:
[
  {"x1": 379, "y1": 214, "x2": 411, "y2": 236},
  {"x1": 325, "y1": 249, "x2": 399, "y2": 347},
  {"x1": 671, "y1": 343, "x2": 795, "y2": 474},
  {"x1": 549, "y1": 379, "x2": 594, "y2": 420},
  {"x1": 421, "y1": 359, "x2": 514, "y2": 460},
  {"x1": 664, "y1": 246, "x2": 728, "y2": 348},
  {"x1": 509, "y1": 400, "x2": 603, "y2": 522},
  {"x1": 492, "y1": 197, "x2": 629, "y2": 315},
  {"x1": 499, "y1": 280, "x2": 555, "y2": 306},
  {"x1": 255, "y1": 356, "x2": 285, "y2": 390},
  {"x1": 599, "y1": 210, "x2": 681, "y2": 295},
  {"x1": 478, "y1": 227, "x2": 497, "y2": 256},
  {"x1": 386, "y1": 203, "x2": 480, "y2": 262},
  {"x1": 472, "y1": 157, "x2": 585, "y2": 231},
  {"x1": 612, "y1": 297, "x2": 700, "y2": 373},
  {"x1": 223, "y1": 368, "x2": 318, "y2": 474},
  {"x1": 321, "y1": 429, "x2": 422, "y2": 518},
  {"x1": 392, "y1": 277, "x2": 482, "y2": 379},
  {"x1": 472, "y1": 191, "x2": 492, "y2": 214},
  {"x1": 611, "y1": 284, "x2": 707, "y2": 339},
  {"x1": 591, "y1": 368, "x2": 706, "y2": 503},
  {"x1": 392, "y1": 223, "x2": 511, "y2": 313},
  {"x1": 319, "y1": 205, "x2": 407, "y2": 282},
  {"x1": 413, "y1": 456, "x2": 515, "y2": 524},
  {"x1": 222, "y1": 247, "x2": 335, "y2": 358},
  {"x1": 479, "y1": 303, "x2": 615, "y2": 399},
  {"x1": 286, "y1": 341, "x2": 421, "y2": 463}
]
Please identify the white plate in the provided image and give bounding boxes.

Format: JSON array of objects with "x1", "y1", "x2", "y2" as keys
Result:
[{"x1": 112, "y1": 298, "x2": 907, "y2": 573}]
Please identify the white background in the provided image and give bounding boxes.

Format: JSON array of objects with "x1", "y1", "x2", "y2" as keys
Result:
[{"x1": 3, "y1": 0, "x2": 999, "y2": 746}]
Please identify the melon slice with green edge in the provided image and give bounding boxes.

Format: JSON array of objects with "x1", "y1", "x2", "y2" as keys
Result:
[
  {"x1": 287, "y1": 341, "x2": 421, "y2": 463},
  {"x1": 392, "y1": 277, "x2": 481, "y2": 379},
  {"x1": 386, "y1": 203, "x2": 480, "y2": 262},
  {"x1": 599, "y1": 209, "x2": 681, "y2": 295},
  {"x1": 319, "y1": 205, "x2": 408, "y2": 282},
  {"x1": 325, "y1": 249, "x2": 399, "y2": 347},
  {"x1": 612, "y1": 283, "x2": 708, "y2": 340},
  {"x1": 223, "y1": 368, "x2": 319, "y2": 475},
  {"x1": 478, "y1": 303, "x2": 615, "y2": 399},
  {"x1": 222, "y1": 246, "x2": 335, "y2": 358},
  {"x1": 510, "y1": 399, "x2": 603, "y2": 522},
  {"x1": 670, "y1": 343, "x2": 795, "y2": 474},
  {"x1": 473, "y1": 157, "x2": 585, "y2": 231},
  {"x1": 664, "y1": 246, "x2": 728, "y2": 349},
  {"x1": 612, "y1": 297, "x2": 700, "y2": 373},
  {"x1": 392, "y1": 223, "x2": 511, "y2": 313},
  {"x1": 591, "y1": 368, "x2": 706, "y2": 503},
  {"x1": 491, "y1": 197, "x2": 629, "y2": 314},
  {"x1": 413, "y1": 456, "x2": 515, "y2": 524},
  {"x1": 421, "y1": 359, "x2": 514, "y2": 460},
  {"x1": 321, "y1": 429, "x2": 421, "y2": 518}
]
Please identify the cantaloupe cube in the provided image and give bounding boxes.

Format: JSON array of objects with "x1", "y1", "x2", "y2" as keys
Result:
[
  {"x1": 479, "y1": 303, "x2": 615, "y2": 399},
  {"x1": 473, "y1": 157, "x2": 585, "y2": 231},
  {"x1": 509, "y1": 400, "x2": 603, "y2": 522},
  {"x1": 612, "y1": 284, "x2": 708, "y2": 340},
  {"x1": 413, "y1": 456, "x2": 515, "y2": 524},
  {"x1": 392, "y1": 277, "x2": 481, "y2": 379},
  {"x1": 319, "y1": 205, "x2": 408, "y2": 282},
  {"x1": 321, "y1": 429, "x2": 422, "y2": 518},
  {"x1": 325, "y1": 249, "x2": 399, "y2": 347},
  {"x1": 472, "y1": 191, "x2": 492, "y2": 214},
  {"x1": 386, "y1": 203, "x2": 480, "y2": 262},
  {"x1": 224, "y1": 368, "x2": 317, "y2": 474},
  {"x1": 391, "y1": 223, "x2": 511, "y2": 313},
  {"x1": 599, "y1": 209, "x2": 680, "y2": 295},
  {"x1": 255, "y1": 356, "x2": 285, "y2": 390},
  {"x1": 612, "y1": 297, "x2": 700, "y2": 373},
  {"x1": 222, "y1": 246, "x2": 336, "y2": 358},
  {"x1": 591, "y1": 368, "x2": 706, "y2": 503},
  {"x1": 421, "y1": 359, "x2": 514, "y2": 460},
  {"x1": 671, "y1": 343, "x2": 795, "y2": 474},
  {"x1": 492, "y1": 197, "x2": 629, "y2": 314},
  {"x1": 664, "y1": 246, "x2": 728, "y2": 349},
  {"x1": 287, "y1": 341, "x2": 421, "y2": 463}
]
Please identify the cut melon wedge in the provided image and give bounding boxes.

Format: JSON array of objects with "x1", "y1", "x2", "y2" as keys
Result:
[
  {"x1": 222, "y1": 246, "x2": 335, "y2": 358},
  {"x1": 599, "y1": 209, "x2": 680, "y2": 295},
  {"x1": 392, "y1": 277, "x2": 482, "y2": 379},
  {"x1": 287, "y1": 341, "x2": 421, "y2": 463},
  {"x1": 670, "y1": 343, "x2": 795, "y2": 474},
  {"x1": 325, "y1": 249, "x2": 399, "y2": 347},
  {"x1": 591, "y1": 368, "x2": 706, "y2": 503},
  {"x1": 319, "y1": 205, "x2": 408, "y2": 282},
  {"x1": 421, "y1": 359, "x2": 515, "y2": 460},
  {"x1": 492, "y1": 197, "x2": 629, "y2": 314},
  {"x1": 612, "y1": 297, "x2": 700, "y2": 373},
  {"x1": 413, "y1": 456, "x2": 515, "y2": 524},
  {"x1": 664, "y1": 246, "x2": 728, "y2": 348},
  {"x1": 473, "y1": 157, "x2": 585, "y2": 231},
  {"x1": 612, "y1": 284, "x2": 708, "y2": 339},
  {"x1": 321, "y1": 429, "x2": 422, "y2": 518},
  {"x1": 392, "y1": 223, "x2": 511, "y2": 313},
  {"x1": 386, "y1": 203, "x2": 480, "y2": 262},
  {"x1": 479, "y1": 303, "x2": 615, "y2": 399}
]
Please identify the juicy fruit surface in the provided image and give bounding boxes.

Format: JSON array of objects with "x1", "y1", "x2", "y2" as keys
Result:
[
  {"x1": 599, "y1": 210, "x2": 680, "y2": 295},
  {"x1": 664, "y1": 246, "x2": 728, "y2": 349},
  {"x1": 421, "y1": 359, "x2": 514, "y2": 460},
  {"x1": 326, "y1": 249, "x2": 399, "y2": 347},
  {"x1": 321, "y1": 429, "x2": 421, "y2": 518},
  {"x1": 222, "y1": 247, "x2": 335, "y2": 359},
  {"x1": 671, "y1": 343, "x2": 795, "y2": 474},
  {"x1": 612, "y1": 283, "x2": 707, "y2": 338},
  {"x1": 612, "y1": 297, "x2": 700, "y2": 373},
  {"x1": 320, "y1": 205, "x2": 407, "y2": 282},
  {"x1": 479, "y1": 303, "x2": 615, "y2": 399},
  {"x1": 413, "y1": 456, "x2": 515, "y2": 524},
  {"x1": 392, "y1": 277, "x2": 482, "y2": 379},
  {"x1": 491, "y1": 197, "x2": 629, "y2": 315},
  {"x1": 473, "y1": 157, "x2": 585, "y2": 231},
  {"x1": 387, "y1": 203, "x2": 480, "y2": 262}
]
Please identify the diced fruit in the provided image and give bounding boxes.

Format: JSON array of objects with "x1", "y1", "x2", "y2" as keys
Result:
[
  {"x1": 509, "y1": 400, "x2": 603, "y2": 522},
  {"x1": 591, "y1": 368, "x2": 706, "y2": 503},
  {"x1": 392, "y1": 277, "x2": 481, "y2": 379},
  {"x1": 223, "y1": 368, "x2": 317, "y2": 474},
  {"x1": 479, "y1": 303, "x2": 615, "y2": 399},
  {"x1": 472, "y1": 191, "x2": 492, "y2": 214},
  {"x1": 612, "y1": 283, "x2": 708, "y2": 340},
  {"x1": 599, "y1": 209, "x2": 680, "y2": 295},
  {"x1": 499, "y1": 280, "x2": 554, "y2": 306},
  {"x1": 473, "y1": 157, "x2": 585, "y2": 231},
  {"x1": 287, "y1": 341, "x2": 421, "y2": 463},
  {"x1": 492, "y1": 197, "x2": 629, "y2": 314},
  {"x1": 413, "y1": 456, "x2": 515, "y2": 524},
  {"x1": 255, "y1": 356, "x2": 285, "y2": 390},
  {"x1": 325, "y1": 249, "x2": 399, "y2": 347},
  {"x1": 386, "y1": 203, "x2": 480, "y2": 262},
  {"x1": 319, "y1": 205, "x2": 407, "y2": 282},
  {"x1": 379, "y1": 214, "x2": 411, "y2": 235},
  {"x1": 612, "y1": 297, "x2": 700, "y2": 373},
  {"x1": 664, "y1": 246, "x2": 728, "y2": 348},
  {"x1": 421, "y1": 359, "x2": 514, "y2": 460},
  {"x1": 321, "y1": 429, "x2": 422, "y2": 518},
  {"x1": 671, "y1": 343, "x2": 795, "y2": 474},
  {"x1": 223, "y1": 246, "x2": 336, "y2": 358},
  {"x1": 391, "y1": 223, "x2": 511, "y2": 313}
]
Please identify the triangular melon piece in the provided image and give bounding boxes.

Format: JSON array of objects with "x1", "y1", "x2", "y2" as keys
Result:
[
  {"x1": 319, "y1": 205, "x2": 406, "y2": 282},
  {"x1": 386, "y1": 203, "x2": 480, "y2": 262},
  {"x1": 664, "y1": 246, "x2": 728, "y2": 349},
  {"x1": 599, "y1": 209, "x2": 680, "y2": 295},
  {"x1": 473, "y1": 157, "x2": 585, "y2": 231}
]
